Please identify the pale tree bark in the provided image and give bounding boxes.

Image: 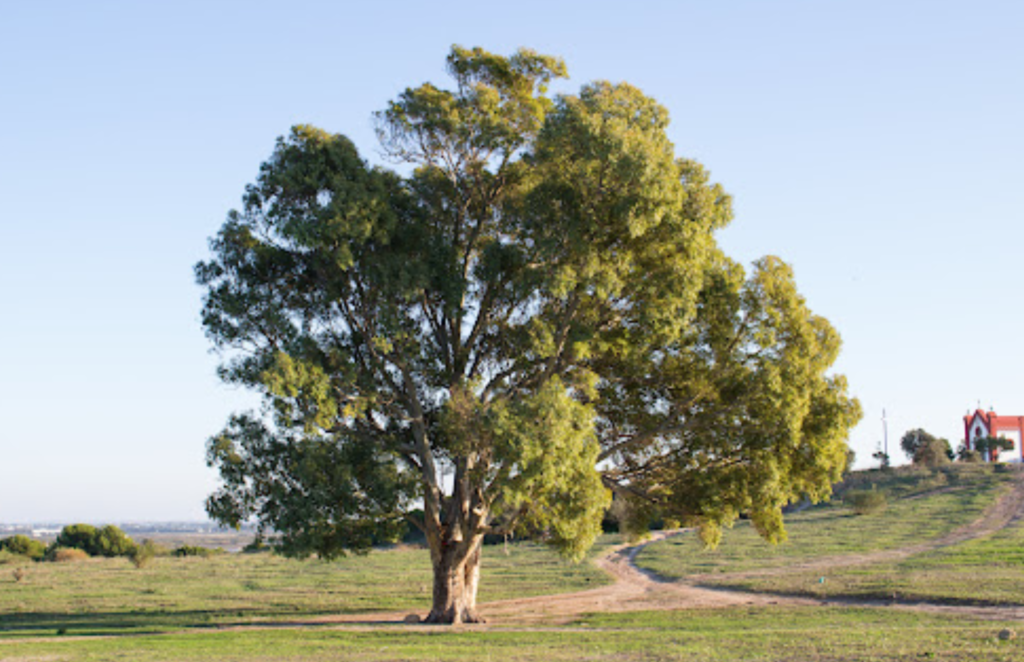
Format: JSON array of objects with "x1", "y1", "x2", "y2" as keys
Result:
[{"x1": 424, "y1": 534, "x2": 485, "y2": 623}]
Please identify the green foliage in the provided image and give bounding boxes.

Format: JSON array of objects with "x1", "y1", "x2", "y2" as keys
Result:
[
  {"x1": 129, "y1": 540, "x2": 161, "y2": 568},
  {"x1": 172, "y1": 545, "x2": 225, "y2": 558},
  {"x1": 53, "y1": 524, "x2": 98, "y2": 554},
  {"x1": 845, "y1": 488, "x2": 888, "y2": 515},
  {"x1": 0, "y1": 535, "x2": 46, "y2": 560},
  {"x1": 53, "y1": 524, "x2": 137, "y2": 558},
  {"x1": 197, "y1": 45, "x2": 860, "y2": 616},
  {"x1": 901, "y1": 427, "x2": 938, "y2": 460},
  {"x1": 93, "y1": 525, "x2": 138, "y2": 557},
  {"x1": 913, "y1": 437, "x2": 954, "y2": 467},
  {"x1": 974, "y1": 435, "x2": 1015, "y2": 461},
  {"x1": 957, "y1": 443, "x2": 982, "y2": 463}
]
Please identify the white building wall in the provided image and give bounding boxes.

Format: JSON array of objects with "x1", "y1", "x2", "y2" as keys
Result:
[{"x1": 994, "y1": 428, "x2": 1022, "y2": 463}]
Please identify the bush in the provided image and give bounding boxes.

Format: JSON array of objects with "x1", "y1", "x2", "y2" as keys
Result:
[
  {"x1": 129, "y1": 539, "x2": 161, "y2": 568},
  {"x1": 53, "y1": 524, "x2": 98, "y2": 554},
  {"x1": 93, "y1": 525, "x2": 138, "y2": 557},
  {"x1": 0, "y1": 535, "x2": 46, "y2": 560},
  {"x1": 48, "y1": 547, "x2": 90, "y2": 563},
  {"x1": 957, "y1": 446, "x2": 982, "y2": 463},
  {"x1": 913, "y1": 438, "x2": 953, "y2": 467},
  {"x1": 241, "y1": 538, "x2": 273, "y2": 554},
  {"x1": 0, "y1": 550, "x2": 28, "y2": 565},
  {"x1": 53, "y1": 524, "x2": 137, "y2": 557},
  {"x1": 173, "y1": 545, "x2": 224, "y2": 558},
  {"x1": 845, "y1": 488, "x2": 888, "y2": 515}
]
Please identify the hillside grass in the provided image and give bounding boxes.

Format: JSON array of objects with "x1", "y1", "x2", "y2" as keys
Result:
[
  {"x1": 636, "y1": 464, "x2": 1024, "y2": 607},
  {"x1": 636, "y1": 464, "x2": 1016, "y2": 580},
  {"x1": 0, "y1": 538, "x2": 615, "y2": 636},
  {"x1": 715, "y1": 505, "x2": 1024, "y2": 605},
  {"x1": 1, "y1": 607, "x2": 1021, "y2": 661}
]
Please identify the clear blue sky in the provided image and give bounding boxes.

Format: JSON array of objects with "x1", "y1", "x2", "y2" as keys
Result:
[{"x1": 3, "y1": 1, "x2": 1023, "y2": 522}]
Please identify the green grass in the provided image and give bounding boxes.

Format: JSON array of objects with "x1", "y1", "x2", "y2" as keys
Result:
[
  {"x1": 721, "y1": 510, "x2": 1024, "y2": 605},
  {"x1": 0, "y1": 607, "x2": 1021, "y2": 661},
  {"x1": 636, "y1": 465, "x2": 1016, "y2": 580},
  {"x1": 4, "y1": 466, "x2": 1024, "y2": 659},
  {"x1": 0, "y1": 539, "x2": 613, "y2": 636}
]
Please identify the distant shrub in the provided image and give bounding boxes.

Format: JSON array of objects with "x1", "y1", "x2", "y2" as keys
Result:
[
  {"x1": 53, "y1": 524, "x2": 137, "y2": 558},
  {"x1": 845, "y1": 488, "x2": 888, "y2": 515},
  {"x1": 93, "y1": 525, "x2": 138, "y2": 557},
  {"x1": 54, "y1": 524, "x2": 98, "y2": 554},
  {"x1": 958, "y1": 447, "x2": 982, "y2": 463},
  {"x1": 173, "y1": 545, "x2": 224, "y2": 558},
  {"x1": 913, "y1": 438, "x2": 952, "y2": 467},
  {"x1": 974, "y1": 436, "x2": 1015, "y2": 462},
  {"x1": 49, "y1": 547, "x2": 90, "y2": 563},
  {"x1": 0, "y1": 535, "x2": 46, "y2": 560},
  {"x1": 129, "y1": 539, "x2": 160, "y2": 568},
  {"x1": 242, "y1": 538, "x2": 272, "y2": 554},
  {"x1": 0, "y1": 550, "x2": 27, "y2": 565}
]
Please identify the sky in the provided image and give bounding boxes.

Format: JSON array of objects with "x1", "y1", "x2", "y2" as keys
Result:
[{"x1": 2, "y1": 1, "x2": 1023, "y2": 522}]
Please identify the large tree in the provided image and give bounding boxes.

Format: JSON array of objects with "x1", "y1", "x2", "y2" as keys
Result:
[{"x1": 197, "y1": 46, "x2": 861, "y2": 623}]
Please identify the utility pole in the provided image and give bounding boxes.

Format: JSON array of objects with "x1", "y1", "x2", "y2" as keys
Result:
[{"x1": 882, "y1": 409, "x2": 889, "y2": 460}]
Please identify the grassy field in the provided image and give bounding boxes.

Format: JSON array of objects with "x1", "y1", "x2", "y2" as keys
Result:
[
  {"x1": 0, "y1": 607, "x2": 1021, "y2": 661},
  {"x1": 0, "y1": 539, "x2": 613, "y2": 636},
  {"x1": 636, "y1": 464, "x2": 1024, "y2": 607},
  {"x1": 4, "y1": 465, "x2": 1024, "y2": 660}
]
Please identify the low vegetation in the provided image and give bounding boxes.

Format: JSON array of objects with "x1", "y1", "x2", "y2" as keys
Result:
[
  {"x1": 2, "y1": 464, "x2": 1023, "y2": 661},
  {"x1": 637, "y1": 464, "x2": 1024, "y2": 609},
  {"x1": 637, "y1": 464, "x2": 1015, "y2": 579},
  {"x1": 0, "y1": 538, "x2": 612, "y2": 636},
  {"x1": 0, "y1": 534, "x2": 46, "y2": 560},
  {"x1": 0, "y1": 607, "x2": 1021, "y2": 661},
  {"x1": 844, "y1": 487, "x2": 888, "y2": 515}
]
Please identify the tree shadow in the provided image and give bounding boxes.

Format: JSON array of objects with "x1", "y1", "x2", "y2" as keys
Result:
[{"x1": 0, "y1": 606, "x2": 375, "y2": 637}]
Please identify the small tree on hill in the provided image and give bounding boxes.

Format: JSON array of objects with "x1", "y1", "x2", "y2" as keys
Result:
[
  {"x1": 901, "y1": 428, "x2": 936, "y2": 461},
  {"x1": 872, "y1": 444, "x2": 891, "y2": 470},
  {"x1": 956, "y1": 441, "x2": 982, "y2": 463},
  {"x1": 913, "y1": 437, "x2": 953, "y2": 467}
]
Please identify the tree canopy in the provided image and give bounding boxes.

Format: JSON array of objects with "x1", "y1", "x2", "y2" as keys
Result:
[
  {"x1": 900, "y1": 428, "x2": 953, "y2": 466},
  {"x1": 973, "y1": 436, "x2": 1015, "y2": 462},
  {"x1": 197, "y1": 45, "x2": 861, "y2": 623}
]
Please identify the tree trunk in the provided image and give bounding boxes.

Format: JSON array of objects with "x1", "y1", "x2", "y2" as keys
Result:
[{"x1": 423, "y1": 537, "x2": 485, "y2": 624}]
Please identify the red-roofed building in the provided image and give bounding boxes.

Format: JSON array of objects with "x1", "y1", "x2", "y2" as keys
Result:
[{"x1": 963, "y1": 409, "x2": 1024, "y2": 462}]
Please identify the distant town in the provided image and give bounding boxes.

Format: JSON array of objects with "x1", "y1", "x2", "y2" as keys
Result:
[{"x1": 0, "y1": 522, "x2": 259, "y2": 550}]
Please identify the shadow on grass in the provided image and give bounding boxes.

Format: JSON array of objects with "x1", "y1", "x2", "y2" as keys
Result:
[{"x1": 0, "y1": 606, "x2": 377, "y2": 637}]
